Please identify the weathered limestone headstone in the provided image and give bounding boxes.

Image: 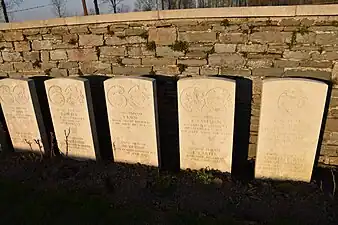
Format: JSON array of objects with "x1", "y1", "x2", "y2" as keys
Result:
[
  {"x1": 104, "y1": 77, "x2": 159, "y2": 166},
  {"x1": 45, "y1": 77, "x2": 99, "y2": 160},
  {"x1": 0, "y1": 78, "x2": 49, "y2": 153},
  {"x1": 178, "y1": 77, "x2": 236, "y2": 172},
  {"x1": 255, "y1": 78, "x2": 328, "y2": 182}
]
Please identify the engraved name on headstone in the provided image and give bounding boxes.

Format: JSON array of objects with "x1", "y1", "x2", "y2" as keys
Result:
[
  {"x1": 255, "y1": 78, "x2": 328, "y2": 182},
  {"x1": 178, "y1": 77, "x2": 236, "y2": 172},
  {"x1": 104, "y1": 77, "x2": 159, "y2": 166},
  {"x1": 0, "y1": 78, "x2": 49, "y2": 153},
  {"x1": 45, "y1": 78, "x2": 99, "y2": 160}
]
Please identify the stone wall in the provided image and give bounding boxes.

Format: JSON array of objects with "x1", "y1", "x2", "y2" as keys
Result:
[{"x1": 0, "y1": 5, "x2": 338, "y2": 166}]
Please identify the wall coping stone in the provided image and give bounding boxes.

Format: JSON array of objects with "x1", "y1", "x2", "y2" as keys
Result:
[{"x1": 0, "y1": 4, "x2": 338, "y2": 30}]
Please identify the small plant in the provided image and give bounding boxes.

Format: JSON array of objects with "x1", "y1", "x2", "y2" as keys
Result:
[
  {"x1": 151, "y1": 173, "x2": 177, "y2": 196},
  {"x1": 297, "y1": 26, "x2": 310, "y2": 35},
  {"x1": 205, "y1": 46, "x2": 215, "y2": 55},
  {"x1": 64, "y1": 128, "x2": 70, "y2": 157},
  {"x1": 78, "y1": 69, "x2": 83, "y2": 76},
  {"x1": 220, "y1": 19, "x2": 230, "y2": 27},
  {"x1": 146, "y1": 41, "x2": 156, "y2": 51},
  {"x1": 116, "y1": 58, "x2": 124, "y2": 66},
  {"x1": 44, "y1": 68, "x2": 51, "y2": 76},
  {"x1": 195, "y1": 168, "x2": 214, "y2": 185},
  {"x1": 170, "y1": 41, "x2": 189, "y2": 53},
  {"x1": 266, "y1": 18, "x2": 273, "y2": 26},
  {"x1": 139, "y1": 31, "x2": 149, "y2": 40},
  {"x1": 332, "y1": 21, "x2": 338, "y2": 27},
  {"x1": 287, "y1": 31, "x2": 297, "y2": 49},
  {"x1": 149, "y1": 69, "x2": 156, "y2": 76},
  {"x1": 68, "y1": 38, "x2": 78, "y2": 45},
  {"x1": 32, "y1": 60, "x2": 41, "y2": 69},
  {"x1": 319, "y1": 46, "x2": 324, "y2": 54},
  {"x1": 177, "y1": 64, "x2": 188, "y2": 74}
]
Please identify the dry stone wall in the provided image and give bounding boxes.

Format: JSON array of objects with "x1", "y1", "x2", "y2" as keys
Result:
[{"x1": 0, "y1": 5, "x2": 338, "y2": 166}]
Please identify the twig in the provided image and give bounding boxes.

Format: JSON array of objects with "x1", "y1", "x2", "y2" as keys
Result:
[
  {"x1": 24, "y1": 139, "x2": 33, "y2": 151},
  {"x1": 64, "y1": 128, "x2": 70, "y2": 157},
  {"x1": 331, "y1": 168, "x2": 336, "y2": 198},
  {"x1": 50, "y1": 132, "x2": 55, "y2": 158},
  {"x1": 34, "y1": 139, "x2": 44, "y2": 162}
]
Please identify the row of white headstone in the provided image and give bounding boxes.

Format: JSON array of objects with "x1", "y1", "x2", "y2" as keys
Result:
[{"x1": 0, "y1": 77, "x2": 328, "y2": 182}]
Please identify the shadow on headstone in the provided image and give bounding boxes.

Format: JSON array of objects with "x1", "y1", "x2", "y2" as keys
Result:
[
  {"x1": 218, "y1": 75, "x2": 252, "y2": 180},
  {"x1": 312, "y1": 80, "x2": 332, "y2": 180},
  {"x1": 84, "y1": 75, "x2": 113, "y2": 162},
  {"x1": 29, "y1": 76, "x2": 59, "y2": 157},
  {"x1": 146, "y1": 75, "x2": 180, "y2": 172},
  {"x1": 0, "y1": 77, "x2": 13, "y2": 153}
]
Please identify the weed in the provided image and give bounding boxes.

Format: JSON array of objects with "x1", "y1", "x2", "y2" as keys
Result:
[
  {"x1": 297, "y1": 26, "x2": 309, "y2": 35},
  {"x1": 170, "y1": 41, "x2": 189, "y2": 53},
  {"x1": 68, "y1": 38, "x2": 78, "y2": 45},
  {"x1": 116, "y1": 58, "x2": 125, "y2": 66},
  {"x1": 332, "y1": 21, "x2": 338, "y2": 27},
  {"x1": 195, "y1": 168, "x2": 214, "y2": 185},
  {"x1": 287, "y1": 31, "x2": 297, "y2": 49},
  {"x1": 151, "y1": 173, "x2": 177, "y2": 196},
  {"x1": 32, "y1": 60, "x2": 41, "y2": 69},
  {"x1": 205, "y1": 46, "x2": 215, "y2": 55},
  {"x1": 44, "y1": 68, "x2": 51, "y2": 76},
  {"x1": 145, "y1": 41, "x2": 156, "y2": 51},
  {"x1": 139, "y1": 32, "x2": 149, "y2": 40},
  {"x1": 220, "y1": 19, "x2": 230, "y2": 27},
  {"x1": 177, "y1": 64, "x2": 188, "y2": 73},
  {"x1": 266, "y1": 18, "x2": 273, "y2": 26}
]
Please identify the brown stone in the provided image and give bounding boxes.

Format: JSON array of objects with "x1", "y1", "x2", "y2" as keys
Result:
[
  {"x1": 214, "y1": 44, "x2": 236, "y2": 53},
  {"x1": 50, "y1": 50, "x2": 67, "y2": 61},
  {"x1": 177, "y1": 59, "x2": 207, "y2": 66},
  {"x1": 79, "y1": 35, "x2": 103, "y2": 46},
  {"x1": 148, "y1": 28, "x2": 176, "y2": 45},
  {"x1": 3, "y1": 31, "x2": 24, "y2": 41},
  {"x1": 156, "y1": 46, "x2": 184, "y2": 57},
  {"x1": 14, "y1": 42, "x2": 31, "y2": 51},
  {"x1": 122, "y1": 58, "x2": 141, "y2": 65},
  {"x1": 112, "y1": 66, "x2": 152, "y2": 75},
  {"x1": 67, "y1": 49, "x2": 98, "y2": 61},
  {"x1": 209, "y1": 53, "x2": 245, "y2": 68},
  {"x1": 23, "y1": 51, "x2": 40, "y2": 62},
  {"x1": 32, "y1": 40, "x2": 53, "y2": 50},
  {"x1": 49, "y1": 68, "x2": 68, "y2": 77},
  {"x1": 2, "y1": 51, "x2": 22, "y2": 62},
  {"x1": 142, "y1": 57, "x2": 176, "y2": 66},
  {"x1": 219, "y1": 33, "x2": 248, "y2": 43},
  {"x1": 252, "y1": 68, "x2": 283, "y2": 77},
  {"x1": 179, "y1": 31, "x2": 216, "y2": 43}
]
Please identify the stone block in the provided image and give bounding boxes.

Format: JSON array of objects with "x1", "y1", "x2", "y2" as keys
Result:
[
  {"x1": 14, "y1": 41, "x2": 31, "y2": 52},
  {"x1": 22, "y1": 51, "x2": 40, "y2": 62},
  {"x1": 67, "y1": 49, "x2": 98, "y2": 61},
  {"x1": 100, "y1": 46, "x2": 125, "y2": 57},
  {"x1": 156, "y1": 46, "x2": 184, "y2": 57},
  {"x1": 315, "y1": 33, "x2": 338, "y2": 45},
  {"x1": 296, "y1": 33, "x2": 316, "y2": 44},
  {"x1": 0, "y1": 62, "x2": 14, "y2": 71},
  {"x1": 179, "y1": 31, "x2": 216, "y2": 43},
  {"x1": 79, "y1": 34, "x2": 104, "y2": 46},
  {"x1": 200, "y1": 67, "x2": 219, "y2": 75},
  {"x1": 219, "y1": 33, "x2": 248, "y2": 43},
  {"x1": 68, "y1": 25, "x2": 89, "y2": 34},
  {"x1": 246, "y1": 59, "x2": 273, "y2": 68},
  {"x1": 124, "y1": 28, "x2": 147, "y2": 36},
  {"x1": 122, "y1": 58, "x2": 141, "y2": 65},
  {"x1": 41, "y1": 51, "x2": 50, "y2": 62},
  {"x1": 112, "y1": 66, "x2": 152, "y2": 75},
  {"x1": 283, "y1": 50, "x2": 311, "y2": 60},
  {"x1": 13, "y1": 62, "x2": 34, "y2": 71},
  {"x1": 58, "y1": 61, "x2": 78, "y2": 69},
  {"x1": 142, "y1": 57, "x2": 176, "y2": 66},
  {"x1": 209, "y1": 53, "x2": 245, "y2": 68},
  {"x1": 237, "y1": 44, "x2": 268, "y2": 53},
  {"x1": 105, "y1": 36, "x2": 127, "y2": 45},
  {"x1": 51, "y1": 26, "x2": 69, "y2": 35},
  {"x1": 50, "y1": 50, "x2": 67, "y2": 61},
  {"x1": 177, "y1": 59, "x2": 207, "y2": 66},
  {"x1": 49, "y1": 68, "x2": 68, "y2": 77},
  {"x1": 214, "y1": 44, "x2": 236, "y2": 53},
  {"x1": 274, "y1": 59, "x2": 300, "y2": 68},
  {"x1": 104, "y1": 77, "x2": 159, "y2": 166},
  {"x1": 45, "y1": 77, "x2": 100, "y2": 159},
  {"x1": 3, "y1": 31, "x2": 24, "y2": 41},
  {"x1": 32, "y1": 40, "x2": 53, "y2": 50},
  {"x1": 220, "y1": 68, "x2": 251, "y2": 76},
  {"x1": 80, "y1": 61, "x2": 112, "y2": 74},
  {"x1": 2, "y1": 51, "x2": 22, "y2": 62},
  {"x1": 252, "y1": 68, "x2": 283, "y2": 77},
  {"x1": 250, "y1": 31, "x2": 292, "y2": 44},
  {"x1": 148, "y1": 28, "x2": 176, "y2": 45}
]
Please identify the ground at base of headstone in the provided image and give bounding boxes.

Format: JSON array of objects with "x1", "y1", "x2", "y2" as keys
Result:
[{"x1": 0, "y1": 152, "x2": 337, "y2": 225}]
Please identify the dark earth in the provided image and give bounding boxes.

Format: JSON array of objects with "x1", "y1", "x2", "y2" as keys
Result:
[{"x1": 0, "y1": 151, "x2": 337, "y2": 225}]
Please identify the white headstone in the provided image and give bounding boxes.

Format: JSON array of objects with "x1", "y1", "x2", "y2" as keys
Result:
[
  {"x1": 178, "y1": 77, "x2": 236, "y2": 172},
  {"x1": 255, "y1": 78, "x2": 328, "y2": 182},
  {"x1": 45, "y1": 77, "x2": 99, "y2": 160},
  {"x1": 0, "y1": 78, "x2": 49, "y2": 153},
  {"x1": 104, "y1": 77, "x2": 159, "y2": 166}
]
